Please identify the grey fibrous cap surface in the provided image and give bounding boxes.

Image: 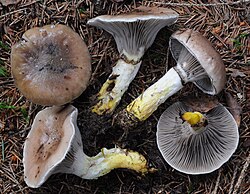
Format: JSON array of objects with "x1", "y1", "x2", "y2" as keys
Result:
[
  {"x1": 23, "y1": 105, "x2": 85, "y2": 188},
  {"x1": 157, "y1": 102, "x2": 239, "y2": 174},
  {"x1": 11, "y1": 24, "x2": 91, "y2": 106},
  {"x1": 169, "y1": 29, "x2": 226, "y2": 95},
  {"x1": 88, "y1": 6, "x2": 178, "y2": 60}
]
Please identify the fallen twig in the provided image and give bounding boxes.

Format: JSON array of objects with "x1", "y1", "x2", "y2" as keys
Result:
[
  {"x1": 232, "y1": 153, "x2": 250, "y2": 194},
  {"x1": 212, "y1": 169, "x2": 222, "y2": 194},
  {"x1": 228, "y1": 166, "x2": 238, "y2": 194}
]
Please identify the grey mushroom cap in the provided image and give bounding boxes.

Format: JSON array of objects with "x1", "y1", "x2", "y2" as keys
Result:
[
  {"x1": 169, "y1": 29, "x2": 226, "y2": 95},
  {"x1": 23, "y1": 105, "x2": 87, "y2": 188},
  {"x1": 88, "y1": 6, "x2": 178, "y2": 61},
  {"x1": 157, "y1": 101, "x2": 239, "y2": 175},
  {"x1": 11, "y1": 24, "x2": 91, "y2": 106}
]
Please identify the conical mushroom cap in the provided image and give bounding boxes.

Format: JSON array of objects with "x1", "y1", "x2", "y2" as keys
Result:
[
  {"x1": 169, "y1": 29, "x2": 226, "y2": 95},
  {"x1": 23, "y1": 105, "x2": 82, "y2": 188},
  {"x1": 88, "y1": 6, "x2": 178, "y2": 61},
  {"x1": 157, "y1": 101, "x2": 239, "y2": 174},
  {"x1": 11, "y1": 24, "x2": 91, "y2": 106}
]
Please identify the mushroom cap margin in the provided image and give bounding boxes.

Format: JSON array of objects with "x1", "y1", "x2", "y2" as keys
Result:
[{"x1": 88, "y1": 6, "x2": 179, "y2": 23}]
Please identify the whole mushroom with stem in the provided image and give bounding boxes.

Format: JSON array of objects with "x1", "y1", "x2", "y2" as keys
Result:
[
  {"x1": 23, "y1": 105, "x2": 152, "y2": 188},
  {"x1": 88, "y1": 6, "x2": 179, "y2": 115},
  {"x1": 156, "y1": 97, "x2": 239, "y2": 174},
  {"x1": 117, "y1": 29, "x2": 226, "y2": 126}
]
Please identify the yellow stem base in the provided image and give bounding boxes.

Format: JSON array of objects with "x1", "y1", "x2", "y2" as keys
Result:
[
  {"x1": 83, "y1": 147, "x2": 155, "y2": 179},
  {"x1": 182, "y1": 112, "x2": 205, "y2": 126}
]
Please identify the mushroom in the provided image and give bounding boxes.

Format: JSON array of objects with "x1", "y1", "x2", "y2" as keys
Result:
[
  {"x1": 118, "y1": 29, "x2": 226, "y2": 125},
  {"x1": 88, "y1": 6, "x2": 179, "y2": 115},
  {"x1": 156, "y1": 100, "x2": 239, "y2": 174},
  {"x1": 11, "y1": 24, "x2": 91, "y2": 106},
  {"x1": 23, "y1": 105, "x2": 151, "y2": 188}
]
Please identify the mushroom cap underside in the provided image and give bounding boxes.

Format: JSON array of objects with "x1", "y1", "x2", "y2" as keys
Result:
[
  {"x1": 169, "y1": 29, "x2": 226, "y2": 95},
  {"x1": 11, "y1": 24, "x2": 91, "y2": 106},
  {"x1": 88, "y1": 7, "x2": 178, "y2": 59},
  {"x1": 157, "y1": 101, "x2": 239, "y2": 174},
  {"x1": 23, "y1": 105, "x2": 77, "y2": 188}
]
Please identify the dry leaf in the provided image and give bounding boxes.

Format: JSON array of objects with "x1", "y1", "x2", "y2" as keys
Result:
[
  {"x1": 11, "y1": 155, "x2": 18, "y2": 162},
  {"x1": 225, "y1": 91, "x2": 242, "y2": 127},
  {"x1": 243, "y1": 138, "x2": 250, "y2": 148},
  {"x1": 230, "y1": 69, "x2": 246, "y2": 77},
  {"x1": 212, "y1": 26, "x2": 222, "y2": 34},
  {"x1": 182, "y1": 94, "x2": 219, "y2": 113},
  {"x1": 239, "y1": 21, "x2": 246, "y2": 26},
  {"x1": 4, "y1": 25, "x2": 15, "y2": 36}
]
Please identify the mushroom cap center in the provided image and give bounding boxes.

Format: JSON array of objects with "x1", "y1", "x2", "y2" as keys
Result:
[
  {"x1": 11, "y1": 24, "x2": 91, "y2": 106},
  {"x1": 20, "y1": 31, "x2": 78, "y2": 82}
]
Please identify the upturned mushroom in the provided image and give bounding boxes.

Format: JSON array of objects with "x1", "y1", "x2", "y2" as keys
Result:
[
  {"x1": 118, "y1": 29, "x2": 226, "y2": 125},
  {"x1": 11, "y1": 24, "x2": 91, "y2": 106},
  {"x1": 23, "y1": 105, "x2": 151, "y2": 188},
  {"x1": 88, "y1": 6, "x2": 179, "y2": 115},
  {"x1": 156, "y1": 99, "x2": 239, "y2": 174}
]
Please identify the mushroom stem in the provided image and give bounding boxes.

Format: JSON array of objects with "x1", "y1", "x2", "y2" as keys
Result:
[
  {"x1": 24, "y1": 105, "x2": 153, "y2": 188},
  {"x1": 55, "y1": 110, "x2": 151, "y2": 179},
  {"x1": 181, "y1": 111, "x2": 205, "y2": 126},
  {"x1": 82, "y1": 147, "x2": 150, "y2": 179},
  {"x1": 88, "y1": 7, "x2": 179, "y2": 115},
  {"x1": 69, "y1": 120, "x2": 150, "y2": 178},
  {"x1": 60, "y1": 146, "x2": 150, "y2": 180},
  {"x1": 117, "y1": 43, "x2": 218, "y2": 126},
  {"x1": 124, "y1": 68, "x2": 183, "y2": 121},
  {"x1": 92, "y1": 59, "x2": 141, "y2": 115}
]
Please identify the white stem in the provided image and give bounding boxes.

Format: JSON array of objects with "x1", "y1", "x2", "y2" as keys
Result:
[
  {"x1": 126, "y1": 67, "x2": 183, "y2": 121},
  {"x1": 92, "y1": 59, "x2": 141, "y2": 115},
  {"x1": 62, "y1": 148, "x2": 90, "y2": 178},
  {"x1": 111, "y1": 60, "x2": 141, "y2": 96}
]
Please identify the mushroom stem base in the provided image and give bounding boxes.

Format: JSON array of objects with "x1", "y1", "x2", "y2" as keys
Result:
[{"x1": 92, "y1": 59, "x2": 141, "y2": 115}]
